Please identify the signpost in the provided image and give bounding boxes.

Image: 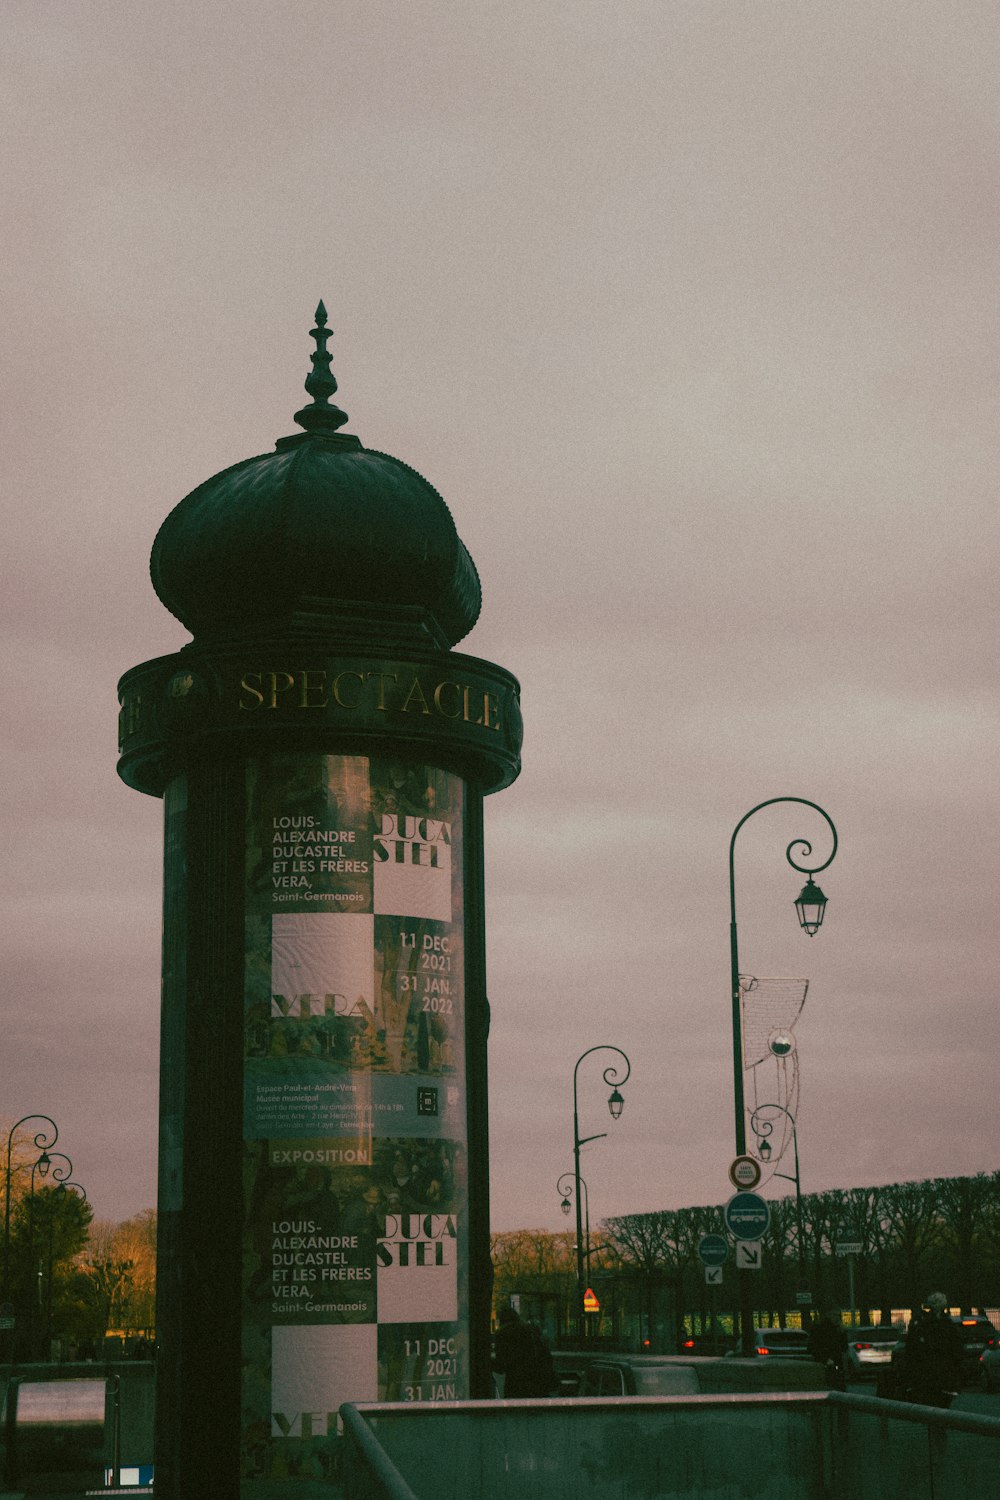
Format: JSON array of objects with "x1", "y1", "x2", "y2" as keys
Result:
[
  {"x1": 697, "y1": 1234, "x2": 728, "y2": 1344},
  {"x1": 835, "y1": 1226, "x2": 862, "y2": 1326},
  {"x1": 724, "y1": 1193, "x2": 770, "y2": 1337}
]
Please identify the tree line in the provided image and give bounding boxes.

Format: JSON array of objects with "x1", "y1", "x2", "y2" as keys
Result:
[
  {"x1": 1, "y1": 1162, "x2": 156, "y2": 1362},
  {"x1": 492, "y1": 1170, "x2": 1000, "y2": 1347},
  {"x1": 8, "y1": 1161, "x2": 997, "y2": 1359}
]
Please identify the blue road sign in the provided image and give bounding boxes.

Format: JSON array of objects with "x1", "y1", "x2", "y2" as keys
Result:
[
  {"x1": 724, "y1": 1191, "x2": 771, "y2": 1241},
  {"x1": 698, "y1": 1234, "x2": 729, "y2": 1267}
]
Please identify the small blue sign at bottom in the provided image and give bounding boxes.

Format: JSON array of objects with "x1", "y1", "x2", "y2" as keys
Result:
[{"x1": 698, "y1": 1233, "x2": 729, "y2": 1267}]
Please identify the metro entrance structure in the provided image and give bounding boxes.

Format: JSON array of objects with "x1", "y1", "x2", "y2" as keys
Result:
[{"x1": 117, "y1": 305, "x2": 522, "y2": 1496}]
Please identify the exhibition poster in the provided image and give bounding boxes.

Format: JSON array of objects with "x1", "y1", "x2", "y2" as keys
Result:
[{"x1": 240, "y1": 754, "x2": 468, "y2": 1487}]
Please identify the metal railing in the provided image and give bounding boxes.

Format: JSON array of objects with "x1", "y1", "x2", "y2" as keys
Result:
[{"x1": 341, "y1": 1389, "x2": 1000, "y2": 1500}]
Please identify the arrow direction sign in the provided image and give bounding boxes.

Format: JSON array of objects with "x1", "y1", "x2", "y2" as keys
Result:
[
  {"x1": 705, "y1": 1265, "x2": 723, "y2": 1286},
  {"x1": 735, "y1": 1240, "x2": 763, "y2": 1270}
]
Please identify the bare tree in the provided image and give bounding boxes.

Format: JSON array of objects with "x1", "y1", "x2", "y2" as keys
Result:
[
  {"x1": 881, "y1": 1180, "x2": 942, "y2": 1312},
  {"x1": 490, "y1": 1228, "x2": 576, "y2": 1333},
  {"x1": 603, "y1": 1209, "x2": 673, "y2": 1346},
  {"x1": 934, "y1": 1175, "x2": 992, "y2": 1312}
]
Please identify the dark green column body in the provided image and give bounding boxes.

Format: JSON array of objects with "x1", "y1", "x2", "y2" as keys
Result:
[{"x1": 119, "y1": 637, "x2": 519, "y2": 1498}]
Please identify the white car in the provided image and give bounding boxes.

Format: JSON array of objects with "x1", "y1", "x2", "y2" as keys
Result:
[{"x1": 844, "y1": 1324, "x2": 900, "y2": 1381}]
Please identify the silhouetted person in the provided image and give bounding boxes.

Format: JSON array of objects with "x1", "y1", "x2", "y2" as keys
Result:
[
  {"x1": 492, "y1": 1307, "x2": 555, "y2": 1397},
  {"x1": 902, "y1": 1293, "x2": 963, "y2": 1407},
  {"x1": 807, "y1": 1310, "x2": 847, "y2": 1389}
]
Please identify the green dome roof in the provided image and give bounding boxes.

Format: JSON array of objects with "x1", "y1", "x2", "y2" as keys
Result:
[{"x1": 149, "y1": 305, "x2": 481, "y2": 648}]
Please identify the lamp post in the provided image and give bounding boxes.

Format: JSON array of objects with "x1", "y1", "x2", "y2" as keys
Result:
[
  {"x1": 750, "y1": 1104, "x2": 806, "y2": 1297},
  {"x1": 2, "y1": 1116, "x2": 59, "y2": 1311},
  {"x1": 729, "y1": 799, "x2": 836, "y2": 1356},
  {"x1": 26, "y1": 1152, "x2": 73, "y2": 1360},
  {"x1": 559, "y1": 1172, "x2": 590, "y2": 1342},
  {"x1": 44, "y1": 1180, "x2": 87, "y2": 1359},
  {"x1": 572, "y1": 1046, "x2": 629, "y2": 1338}
]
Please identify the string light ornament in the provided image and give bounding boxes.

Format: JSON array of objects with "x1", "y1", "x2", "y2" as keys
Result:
[{"x1": 740, "y1": 975, "x2": 807, "y2": 1180}]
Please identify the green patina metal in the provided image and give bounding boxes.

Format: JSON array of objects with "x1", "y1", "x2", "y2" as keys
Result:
[{"x1": 118, "y1": 646, "x2": 521, "y2": 798}]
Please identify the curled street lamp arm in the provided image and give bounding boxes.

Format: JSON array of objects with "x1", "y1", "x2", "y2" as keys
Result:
[
  {"x1": 5, "y1": 1116, "x2": 59, "y2": 1182},
  {"x1": 573, "y1": 1046, "x2": 632, "y2": 1153},
  {"x1": 728, "y1": 797, "x2": 838, "y2": 923},
  {"x1": 573, "y1": 1045, "x2": 632, "y2": 1102},
  {"x1": 557, "y1": 1171, "x2": 589, "y2": 1221},
  {"x1": 750, "y1": 1104, "x2": 797, "y2": 1173},
  {"x1": 556, "y1": 1172, "x2": 577, "y2": 1203},
  {"x1": 749, "y1": 1101, "x2": 796, "y2": 1131},
  {"x1": 36, "y1": 1152, "x2": 74, "y2": 1187}
]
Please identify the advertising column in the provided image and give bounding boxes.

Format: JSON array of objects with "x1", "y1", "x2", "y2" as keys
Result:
[{"x1": 240, "y1": 751, "x2": 468, "y2": 1483}]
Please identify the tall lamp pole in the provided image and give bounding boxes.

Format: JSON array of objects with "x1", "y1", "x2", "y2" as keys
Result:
[
  {"x1": 572, "y1": 1046, "x2": 629, "y2": 1338},
  {"x1": 729, "y1": 799, "x2": 836, "y2": 1356},
  {"x1": 27, "y1": 1151, "x2": 73, "y2": 1360},
  {"x1": 2, "y1": 1116, "x2": 59, "y2": 1307},
  {"x1": 750, "y1": 1104, "x2": 806, "y2": 1293}
]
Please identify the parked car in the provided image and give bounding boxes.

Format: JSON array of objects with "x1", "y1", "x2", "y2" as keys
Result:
[
  {"x1": 551, "y1": 1352, "x2": 698, "y2": 1396},
  {"x1": 979, "y1": 1336, "x2": 1000, "y2": 1394},
  {"x1": 551, "y1": 1345, "x2": 828, "y2": 1399},
  {"x1": 843, "y1": 1325, "x2": 900, "y2": 1380},
  {"x1": 951, "y1": 1315, "x2": 998, "y2": 1380},
  {"x1": 752, "y1": 1328, "x2": 811, "y2": 1361}
]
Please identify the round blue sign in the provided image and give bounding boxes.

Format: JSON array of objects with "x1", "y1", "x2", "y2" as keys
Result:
[
  {"x1": 697, "y1": 1234, "x2": 729, "y2": 1267},
  {"x1": 724, "y1": 1191, "x2": 770, "y2": 1241}
]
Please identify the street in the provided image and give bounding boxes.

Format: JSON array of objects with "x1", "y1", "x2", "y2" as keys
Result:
[{"x1": 953, "y1": 1386, "x2": 1000, "y2": 1418}]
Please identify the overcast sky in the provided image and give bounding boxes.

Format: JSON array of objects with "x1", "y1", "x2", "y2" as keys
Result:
[{"x1": 2, "y1": 0, "x2": 997, "y2": 1237}]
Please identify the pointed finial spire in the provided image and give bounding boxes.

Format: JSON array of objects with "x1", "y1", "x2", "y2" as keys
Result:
[{"x1": 294, "y1": 301, "x2": 349, "y2": 433}]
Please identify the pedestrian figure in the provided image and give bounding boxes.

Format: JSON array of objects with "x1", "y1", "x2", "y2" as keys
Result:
[
  {"x1": 901, "y1": 1293, "x2": 963, "y2": 1408},
  {"x1": 492, "y1": 1307, "x2": 556, "y2": 1397},
  {"x1": 807, "y1": 1310, "x2": 847, "y2": 1390}
]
